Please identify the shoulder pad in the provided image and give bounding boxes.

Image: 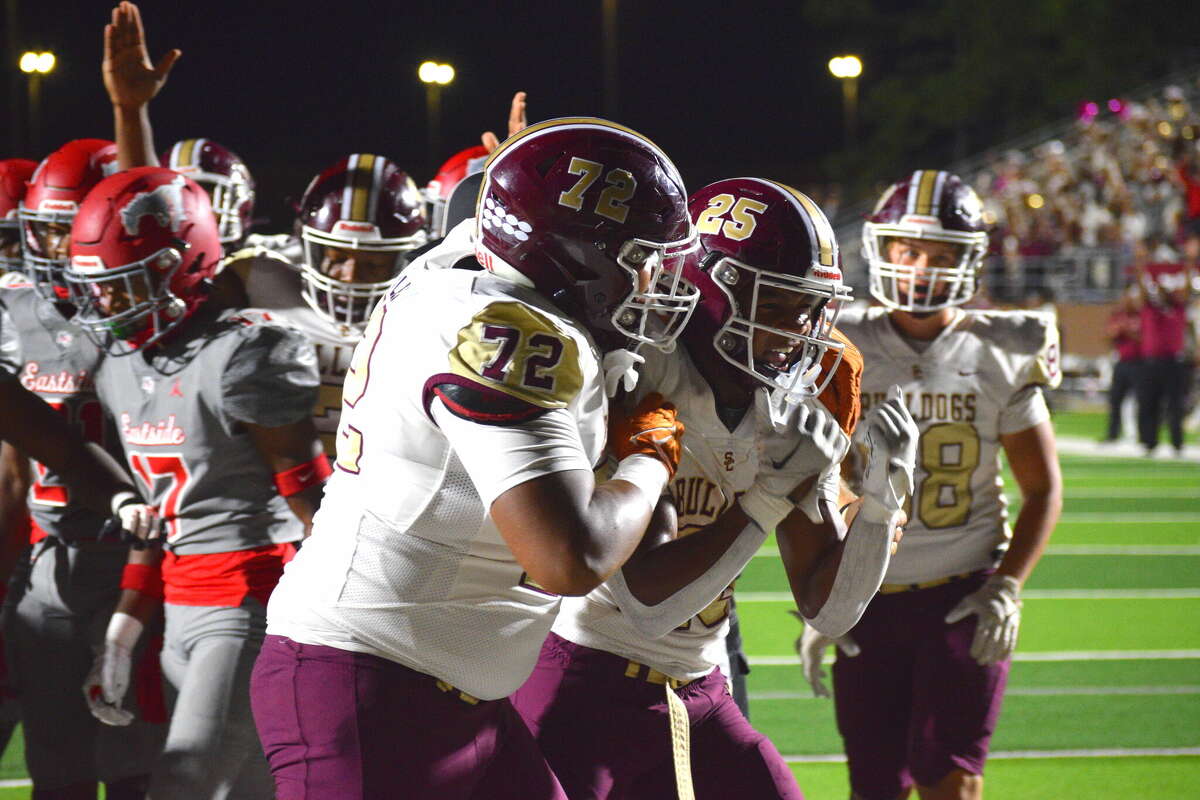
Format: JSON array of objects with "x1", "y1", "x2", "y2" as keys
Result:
[
  {"x1": 972, "y1": 310, "x2": 1062, "y2": 390},
  {"x1": 426, "y1": 376, "x2": 549, "y2": 426},
  {"x1": 818, "y1": 326, "x2": 863, "y2": 434},
  {"x1": 448, "y1": 301, "x2": 584, "y2": 409}
]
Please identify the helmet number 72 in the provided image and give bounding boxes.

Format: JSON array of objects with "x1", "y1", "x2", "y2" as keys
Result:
[{"x1": 557, "y1": 157, "x2": 637, "y2": 224}]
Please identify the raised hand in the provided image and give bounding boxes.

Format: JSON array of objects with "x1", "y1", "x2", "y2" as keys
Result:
[
  {"x1": 103, "y1": 1, "x2": 180, "y2": 109},
  {"x1": 482, "y1": 91, "x2": 529, "y2": 153}
]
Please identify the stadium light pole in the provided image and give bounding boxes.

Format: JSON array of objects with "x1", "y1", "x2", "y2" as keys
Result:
[
  {"x1": 19, "y1": 51, "x2": 55, "y2": 155},
  {"x1": 828, "y1": 55, "x2": 862, "y2": 150},
  {"x1": 419, "y1": 61, "x2": 455, "y2": 177}
]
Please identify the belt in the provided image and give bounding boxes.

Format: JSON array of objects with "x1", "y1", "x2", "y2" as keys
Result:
[
  {"x1": 878, "y1": 571, "x2": 977, "y2": 595},
  {"x1": 435, "y1": 679, "x2": 480, "y2": 706},
  {"x1": 623, "y1": 659, "x2": 695, "y2": 690}
]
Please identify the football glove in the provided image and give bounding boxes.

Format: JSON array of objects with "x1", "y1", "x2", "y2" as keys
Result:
[
  {"x1": 857, "y1": 385, "x2": 918, "y2": 524},
  {"x1": 610, "y1": 392, "x2": 685, "y2": 478},
  {"x1": 602, "y1": 347, "x2": 645, "y2": 398},
  {"x1": 82, "y1": 612, "x2": 143, "y2": 726},
  {"x1": 792, "y1": 612, "x2": 859, "y2": 699},
  {"x1": 111, "y1": 491, "x2": 163, "y2": 547},
  {"x1": 944, "y1": 574, "x2": 1022, "y2": 665},
  {"x1": 742, "y1": 400, "x2": 848, "y2": 533}
]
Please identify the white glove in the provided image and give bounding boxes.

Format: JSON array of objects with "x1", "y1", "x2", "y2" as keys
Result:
[
  {"x1": 857, "y1": 385, "x2": 918, "y2": 523},
  {"x1": 111, "y1": 491, "x2": 162, "y2": 545},
  {"x1": 602, "y1": 348, "x2": 645, "y2": 398},
  {"x1": 741, "y1": 399, "x2": 849, "y2": 533},
  {"x1": 944, "y1": 574, "x2": 1022, "y2": 665},
  {"x1": 793, "y1": 613, "x2": 859, "y2": 699},
  {"x1": 81, "y1": 612, "x2": 143, "y2": 726}
]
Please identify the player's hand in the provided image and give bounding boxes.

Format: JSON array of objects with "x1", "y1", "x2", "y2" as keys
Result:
[
  {"x1": 857, "y1": 385, "x2": 918, "y2": 523},
  {"x1": 481, "y1": 91, "x2": 528, "y2": 152},
  {"x1": 944, "y1": 574, "x2": 1022, "y2": 665},
  {"x1": 82, "y1": 645, "x2": 134, "y2": 726},
  {"x1": 609, "y1": 392, "x2": 684, "y2": 477},
  {"x1": 793, "y1": 613, "x2": 859, "y2": 699},
  {"x1": 103, "y1": 2, "x2": 181, "y2": 110},
  {"x1": 112, "y1": 492, "x2": 162, "y2": 546}
]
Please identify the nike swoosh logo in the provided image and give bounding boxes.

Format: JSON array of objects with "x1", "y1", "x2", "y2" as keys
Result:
[
  {"x1": 771, "y1": 443, "x2": 803, "y2": 470},
  {"x1": 296, "y1": 469, "x2": 314, "y2": 482}
]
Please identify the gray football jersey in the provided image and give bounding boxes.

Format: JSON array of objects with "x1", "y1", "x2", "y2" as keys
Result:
[
  {"x1": 0, "y1": 272, "x2": 121, "y2": 543},
  {"x1": 839, "y1": 307, "x2": 1061, "y2": 584},
  {"x1": 94, "y1": 305, "x2": 319, "y2": 555},
  {"x1": 223, "y1": 244, "x2": 358, "y2": 456}
]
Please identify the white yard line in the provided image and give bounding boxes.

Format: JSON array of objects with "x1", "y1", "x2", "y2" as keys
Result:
[
  {"x1": 748, "y1": 649, "x2": 1200, "y2": 666},
  {"x1": 753, "y1": 545, "x2": 1200, "y2": 558},
  {"x1": 751, "y1": 686, "x2": 1200, "y2": 701},
  {"x1": 782, "y1": 747, "x2": 1200, "y2": 764},
  {"x1": 1063, "y1": 487, "x2": 1200, "y2": 498},
  {"x1": 1058, "y1": 513, "x2": 1200, "y2": 523},
  {"x1": 735, "y1": 589, "x2": 1200, "y2": 602}
]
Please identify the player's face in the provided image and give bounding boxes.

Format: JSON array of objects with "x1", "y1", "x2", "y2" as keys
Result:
[
  {"x1": 29, "y1": 221, "x2": 72, "y2": 260},
  {"x1": 750, "y1": 286, "x2": 821, "y2": 372},
  {"x1": 319, "y1": 246, "x2": 396, "y2": 285},
  {"x1": 94, "y1": 273, "x2": 151, "y2": 318},
  {"x1": 885, "y1": 237, "x2": 964, "y2": 305},
  {"x1": 0, "y1": 227, "x2": 20, "y2": 261}
]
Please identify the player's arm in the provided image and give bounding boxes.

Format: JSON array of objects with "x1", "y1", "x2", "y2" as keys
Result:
[
  {"x1": 996, "y1": 420, "x2": 1062, "y2": 584},
  {"x1": 103, "y1": 1, "x2": 179, "y2": 169},
  {"x1": 481, "y1": 91, "x2": 528, "y2": 152},
  {"x1": 0, "y1": 444, "x2": 31, "y2": 585},
  {"x1": 245, "y1": 418, "x2": 328, "y2": 536}
]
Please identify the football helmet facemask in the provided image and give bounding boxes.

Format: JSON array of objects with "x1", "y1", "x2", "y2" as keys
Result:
[
  {"x1": 0, "y1": 158, "x2": 38, "y2": 273},
  {"x1": 686, "y1": 178, "x2": 851, "y2": 399},
  {"x1": 863, "y1": 169, "x2": 989, "y2": 312},
  {"x1": 19, "y1": 139, "x2": 119, "y2": 300},
  {"x1": 474, "y1": 117, "x2": 699, "y2": 351},
  {"x1": 297, "y1": 154, "x2": 427, "y2": 331},
  {"x1": 160, "y1": 138, "x2": 256, "y2": 247},
  {"x1": 64, "y1": 167, "x2": 222, "y2": 354}
]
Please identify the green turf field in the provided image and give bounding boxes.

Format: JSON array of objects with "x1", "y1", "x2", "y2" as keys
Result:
[
  {"x1": 0, "y1": 414, "x2": 1195, "y2": 798},
  {"x1": 742, "y1": 434, "x2": 1200, "y2": 798}
]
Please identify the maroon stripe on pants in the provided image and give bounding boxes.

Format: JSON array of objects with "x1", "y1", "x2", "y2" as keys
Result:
[{"x1": 250, "y1": 635, "x2": 566, "y2": 800}]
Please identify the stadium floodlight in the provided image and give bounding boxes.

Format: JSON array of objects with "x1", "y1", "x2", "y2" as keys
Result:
[
  {"x1": 828, "y1": 55, "x2": 862, "y2": 79},
  {"x1": 20, "y1": 51, "x2": 56, "y2": 74},
  {"x1": 418, "y1": 61, "x2": 454, "y2": 86}
]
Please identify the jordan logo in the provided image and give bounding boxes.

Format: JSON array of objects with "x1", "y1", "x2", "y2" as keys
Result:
[{"x1": 170, "y1": 379, "x2": 183, "y2": 397}]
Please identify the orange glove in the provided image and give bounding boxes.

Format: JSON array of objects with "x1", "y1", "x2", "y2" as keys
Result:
[
  {"x1": 818, "y1": 327, "x2": 863, "y2": 435},
  {"x1": 609, "y1": 392, "x2": 685, "y2": 477}
]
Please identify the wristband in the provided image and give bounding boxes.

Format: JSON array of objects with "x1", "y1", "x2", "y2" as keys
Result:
[
  {"x1": 121, "y1": 563, "x2": 165, "y2": 600},
  {"x1": 110, "y1": 491, "x2": 138, "y2": 518},
  {"x1": 611, "y1": 454, "x2": 669, "y2": 512},
  {"x1": 274, "y1": 454, "x2": 332, "y2": 497},
  {"x1": 105, "y1": 611, "x2": 144, "y2": 651}
]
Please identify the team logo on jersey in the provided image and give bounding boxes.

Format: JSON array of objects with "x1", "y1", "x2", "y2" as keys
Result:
[
  {"x1": 121, "y1": 174, "x2": 187, "y2": 236},
  {"x1": 19, "y1": 362, "x2": 93, "y2": 394},
  {"x1": 55, "y1": 330, "x2": 74, "y2": 348},
  {"x1": 120, "y1": 412, "x2": 187, "y2": 446},
  {"x1": 141, "y1": 376, "x2": 156, "y2": 394}
]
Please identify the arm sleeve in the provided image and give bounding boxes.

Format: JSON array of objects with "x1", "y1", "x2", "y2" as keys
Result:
[
  {"x1": 430, "y1": 398, "x2": 593, "y2": 508},
  {"x1": 221, "y1": 324, "x2": 320, "y2": 428},
  {"x1": 0, "y1": 308, "x2": 19, "y2": 377}
]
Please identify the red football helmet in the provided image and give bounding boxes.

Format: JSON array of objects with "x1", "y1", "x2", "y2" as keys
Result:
[
  {"x1": 863, "y1": 169, "x2": 989, "y2": 311},
  {"x1": 425, "y1": 144, "x2": 489, "y2": 237},
  {"x1": 19, "y1": 139, "x2": 119, "y2": 299},
  {"x1": 686, "y1": 178, "x2": 851, "y2": 398},
  {"x1": 160, "y1": 138, "x2": 256, "y2": 246},
  {"x1": 64, "y1": 167, "x2": 222, "y2": 354},
  {"x1": 0, "y1": 158, "x2": 37, "y2": 273},
  {"x1": 297, "y1": 153, "x2": 428, "y2": 330},
  {"x1": 474, "y1": 118, "x2": 698, "y2": 350}
]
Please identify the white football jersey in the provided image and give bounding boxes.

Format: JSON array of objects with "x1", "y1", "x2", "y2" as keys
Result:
[
  {"x1": 223, "y1": 245, "x2": 358, "y2": 456},
  {"x1": 267, "y1": 267, "x2": 608, "y2": 700},
  {"x1": 839, "y1": 307, "x2": 1061, "y2": 585},
  {"x1": 553, "y1": 345, "x2": 833, "y2": 682}
]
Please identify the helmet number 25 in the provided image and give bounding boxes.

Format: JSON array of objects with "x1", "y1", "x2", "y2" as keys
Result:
[
  {"x1": 557, "y1": 157, "x2": 637, "y2": 224},
  {"x1": 695, "y1": 194, "x2": 767, "y2": 242}
]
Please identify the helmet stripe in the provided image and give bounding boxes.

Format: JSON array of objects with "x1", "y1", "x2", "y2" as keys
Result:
[
  {"x1": 482, "y1": 117, "x2": 664, "y2": 171},
  {"x1": 915, "y1": 169, "x2": 939, "y2": 216},
  {"x1": 342, "y1": 154, "x2": 359, "y2": 221},
  {"x1": 350, "y1": 154, "x2": 376, "y2": 222},
  {"x1": 367, "y1": 154, "x2": 384, "y2": 224},
  {"x1": 766, "y1": 181, "x2": 838, "y2": 268},
  {"x1": 177, "y1": 139, "x2": 199, "y2": 168}
]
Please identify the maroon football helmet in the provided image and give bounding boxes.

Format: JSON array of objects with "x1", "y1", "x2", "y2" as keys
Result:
[
  {"x1": 160, "y1": 138, "x2": 256, "y2": 246},
  {"x1": 686, "y1": 178, "x2": 851, "y2": 398},
  {"x1": 64, "y1": 167, "x2": 222, "y2": 354},
  {"x1": 297, "y1": 153, "x2": 428, "y2": 330},
  {"x1": 425, "y1": 144, "x2": 489, "y2": 237},
  {"x1": 474, "y1": 118, "x2": 698, "y2": 350},
  {"x1": 863, "y1": 169, "x2": 988, "y2": 311},
  {"x1": 19, "y1": 139, "x2": 119, "y2": 300},
  {"x1": 0, "y1": 158, "x2": 38, "y2": 273}
]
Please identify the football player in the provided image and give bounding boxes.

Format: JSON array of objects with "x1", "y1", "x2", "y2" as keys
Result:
[
  {"x1": 0, "y1": 138, "x2": 167, "y2": 800},
  {"x1": 800, "y1": 170, "x2": 1063, "y2": 800},
  {"x1": 0, "y1": 159, "x2": 37, "y2": 274},
  {"x1": 509, "y1": 178, "x2": 919, "y2": 799},
  {"x1": 63, "y1": 167, "x2": 326, "y2": 799},
  {"x1": 160, "y1": 138, "x2": 256, "y2": 249},
  {"x1": 253, "y1": 118, "x2": 697, "y2": 799}
]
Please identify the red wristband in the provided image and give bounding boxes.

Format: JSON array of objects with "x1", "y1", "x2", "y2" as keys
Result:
[
  {"x1": 121, "y1": 563, "x2": 165, "y2": 600},
  {"x1": 273, "y1": 454, "x2": 332, "y2": 497}
]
